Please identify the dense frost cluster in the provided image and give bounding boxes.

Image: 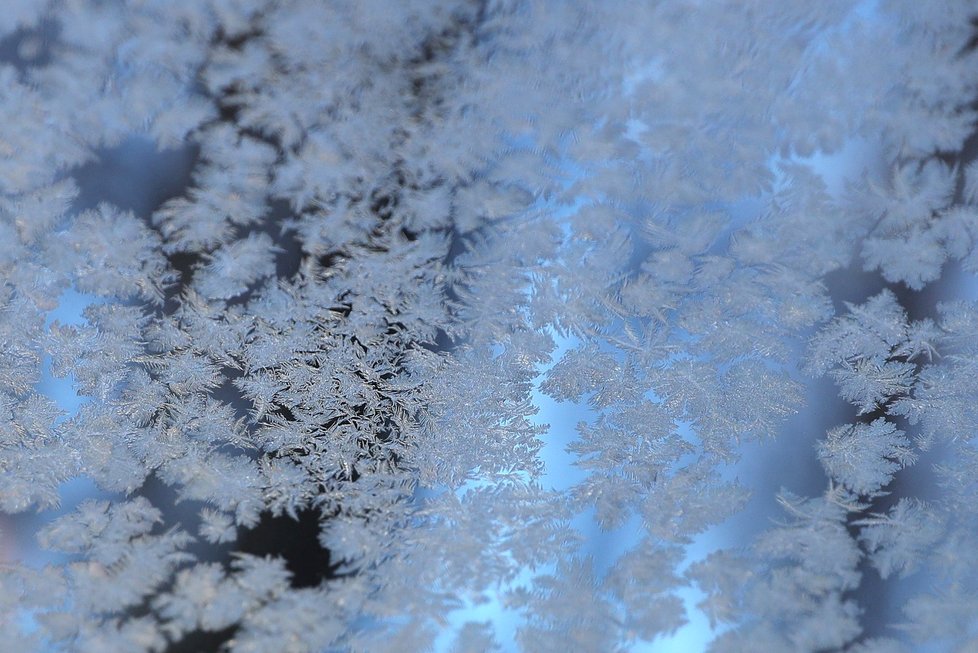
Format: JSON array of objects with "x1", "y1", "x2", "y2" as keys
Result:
[{"x1": 1, "y1": 1, "x2": 978, "y2": 651}]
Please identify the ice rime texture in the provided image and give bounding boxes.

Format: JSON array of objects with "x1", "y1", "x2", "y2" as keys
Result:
[{"x1": 1, "y1": 1, "x2": 977, "y2": 651}]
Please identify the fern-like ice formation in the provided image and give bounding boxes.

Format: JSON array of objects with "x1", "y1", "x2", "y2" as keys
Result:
[{"x1": 1, "y1": 1, "x2": 978, "y2": 651}]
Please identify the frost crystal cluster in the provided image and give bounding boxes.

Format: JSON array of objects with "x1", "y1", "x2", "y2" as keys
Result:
[{"x1": 1, "y1": 1, "x2": 978, "y2": 652}]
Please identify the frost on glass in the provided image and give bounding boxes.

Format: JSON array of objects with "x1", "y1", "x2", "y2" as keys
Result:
[{"x1": 1, "y1": 1, "x2": 977, "y2": 652}]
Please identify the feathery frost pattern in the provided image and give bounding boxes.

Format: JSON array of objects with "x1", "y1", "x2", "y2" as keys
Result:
[{"x1": 1, "y1": 1, "x2": 977, "y2": 651}]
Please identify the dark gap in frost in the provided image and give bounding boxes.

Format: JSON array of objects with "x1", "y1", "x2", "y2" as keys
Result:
[
  {"x1": 162, "y1": 250, "x2": 205, "y2": 314},
  {"x1": 444, "y1": 225, "x2": 470, "y2": 267},
  {"x1": 844, "y1": 554, "x2": 893, "y2": 647},
  {"x1": 0, "y1": 19, "x2": 59, "y2": 72},
  {"x1": 211, "y1": 371, "x2": 259, "y2": 448},
  {"x1": 369, "y1": 187, "x2": 398, "y2": 221},
  {"x1": 822, "y1": 264, "x2": 889, "y2": 318},
  {"x1": 318, "y1": 249, "x2": 351, "y2": 273},
  {"x1": 267, "y1": 199, "x2": 305, "y2": 279},
  {"x1": 236, "y1": 507, "x2": 342, "y2": 589},
  {"x1": 165, "y1": 626, "x2": 239, "y2": 653},
  {"x1": 887, "y1": 279, "x2": 948, "y2": 324},
  {"x1": 133, "y1": 473, "x2": 222, "y2": 562},
  {"x1": 127, "y1": 476, "x2": 342, "y2": 652},
  {"x1": 432, "y1": 327, "x2": 455, "y2": 352},
  {"x1": 72, "y1": 138, "x2": 199, "y2": 219},
  {"x1": 961, "y1": 16, "x2": 978, "y2": 54},
  {"x1": 821, "y1": 262, "x2": 948, "y2": 324}
]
